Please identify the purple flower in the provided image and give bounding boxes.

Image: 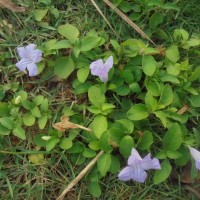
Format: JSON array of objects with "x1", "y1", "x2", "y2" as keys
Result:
[
  {"x1": 118, "y1": 148, "x2": 161, "y2": 183},
  {"x1": 188, "y1": 146, "x2": 200, "y2": 170},
  {"x1": 16, "y1": 44, "x2": 42, "y2": 76},
  {"x1": 89, "y1": 56, "x2": 113, "y2": 82}
]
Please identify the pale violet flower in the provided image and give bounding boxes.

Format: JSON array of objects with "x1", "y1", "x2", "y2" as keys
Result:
[
  {"x1": 188, "y1": 146, "x2": 200, "y2": 170},
  {"x1": 118, "y1": 148, "x2": 161, "y2": 183},
  {"x1": 16, "y1": 44, "x2": 42, "y2": 76},
  {"x1": 89, "y1": 56, "x2": 113, "y2": 82}
]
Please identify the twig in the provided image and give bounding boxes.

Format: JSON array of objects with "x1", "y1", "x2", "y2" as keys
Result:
[
  {"x1": 0, "y1": 0, "x2": 26, "y2": 12},
  {"x1": 56, "y1": 150, "x2": 104, "y2": 200},
  {"x1": 90, "y1": 0, "x2": 117, "y2": 34},
  {"x1": 103, "y1": 0, "x2": 156, "y2": 46}
]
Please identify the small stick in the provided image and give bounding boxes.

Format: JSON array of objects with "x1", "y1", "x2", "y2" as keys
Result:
[
  {"x1": 103, "y1": 0, "x2": 156, "y2": 46},
  {"x1": 90, "y1": 0, "x2": 116, "y2": 34},
  {"x1": 56, "y1": 150, "x2": 104, "y2": 200}
]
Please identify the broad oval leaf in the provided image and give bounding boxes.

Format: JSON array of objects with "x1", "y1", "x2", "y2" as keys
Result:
[
  {"x1": 127, "y1": 104, "x2": 149, "y2": 121},
  {"x1": 97, "y1": 153, "x2": 111, "y2": 176},
  {"x1": 153, "y1": 159, "x2": 172, "y2": 184},
  {"x1": 54, "y1": 57, "x2": 75, "y2": 79},
  {"x1": 142, "y1": 55, "x2": 157, "y2": 76},
  {"x1": 57, "y1": 24, "x2": 79, "y2": 43},
  {"x1": 119, "y1": 135, "x2": 134, "y2": 158},
  {"x1": 163, "y1": 123, "x2": 182, "y2": 151},
  {"x1": 92, "y1": 115, "x2": 107, "y2": 139}
]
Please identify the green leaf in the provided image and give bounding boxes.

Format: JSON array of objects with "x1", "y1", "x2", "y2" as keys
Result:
[
  {"x1": 92, "y1": 115, "x2": 107, "y2": 139},
  {"x1": 38, "y1": 115, "x2": 48, "y2": 129},
  {"x1": 13, "y1": 126, "x2": 26, "y2": 140},
  {"x1": 67, "y1": 142, "x2": 84, "y2": 153},
  {"x1": 154, "y1": 111, "x2": 169, "y2": 128},
  {"x1": 73, "y1": 39, "x2": 81, "y2": 57},
  {"x1": 162, "y1": 3, "x2": 180, "y2": 11},
  {"x1": 157, "y1": 85, "x2": 173, "y2": 109},
  {"x1": 145, "y1": 91, "x2": 157, "y2": 112},
  {"x1": 88, "y1": 86, "x2": 105, "y2": 107},
  {"x1": 167, "y1": 64, "x2": 180, "y2": 76},
  {"x1": 161, "y1": 74, "x2": 180, "y2": 84},
  {"x1": 166, "y1": 150, "x2": 182, "y2": 159},
  {"x1": 101, "y1": 103, "x2": 115, "y2": 111},
  {"x1": 129, "y1": 82, "x2": 141, "y2": 93},
  {"x1": 54, "y1": 57, "x2": 75, "y2": 79},
  {"x1": 99, "y1": 131, "x2": 112, "y2": 152},
  {"x1": 137, "y1": 131, "x2": 153, "y2": 150},
  {"x1": 173, "y1": 29, "x2": 189, "y2": 41},
  {"x1": 40, "y1": 99, "x2": 49, "y2": 112},
  {"x1": 82, "y1": 148, "x2": 96, "y2": 158},
  {"x1": 189, "y1": 95, "x2": 200, "y2": 107},
  {"x1": 0, "y1": 117, "x2": 14, "y2": 129},
  {"x1": 80, "y1": 36, "x2": 101, "y2": 51},
  {"x1": 74, "y1": 82, "x2": 92, "y2": 95},
  {"x1": 34, "y1": 9, "x2": 48, "y2": 21},
  {"x1": 62, "y1": 107, "x2": 75, "y2": 116},
  {"x1": 163, "y1": 123, "x2": 182, "y2": 151},
  {"x1": 31, "y1": 107, "x2": 41, "y2": 118},
  {"x1": 14, "y1": 90, "x2": 27, "y2": 103},
  {"x1": 116, "y1": 85, "x2": 130, "y2": 96},
  {"x1": 48, "y1": 40, "x2": 71, "y2": 50},
  {"x1": 109, "y1": 155, "x2": 120, "y2": 174},
  {"x1": 117, "y1": 119, "x2": 134, "y2": 134},
  {"x1": 33, "y1": 134, "x2": 48, "y2": 147},
  {"x1": 109, "y1": 126, "x2": 125, "y2": 147},
  {"x1": 127, "y1": 104, "x2": 149, "y2": 121},
  {"x1": 0, "y1": 124, "x2": 10, "y2": 135},
  {"x1": 59, "y1": 138, "x2": 73, "y2": 150},
  {"x1": 77, "y1": 68, "x2": 89, "y2": 83},
  {"x1": 22, "y1": 100, "x2": 34, "y2": 110},
  {"x1": 119, "y1": 136, "x2": 134, "y2": 158},
  {"x1": 166, "y1": 45, "x2": 180, "y2": 63},
  {"x1": 57, "y1": 24, "x2": 79, "y2": 43},
  {"x1": 149, "y1": 11, "x2": 163, "y2": 29},
  {"x1": 0, "y1": 103, "x2": 10, "y2": 117},
  {"x1": 33, "y1": 95, "x2": 44, "y2": 106},
  {"x1": 153, "y1": 159, "x2": 172, "y2": 184},
  {"x1": 23, "y1": 113, "x2": 35, "y2": 126},
  {"x1": 87, "y1": 106, "x2": 102, "y2": 115},
  {"x1": 189, "y1": 67, "x2": 200, "y2": 81},
  {"x1": 89, "y1": 140, "x2": 100, "y2": 151},
  {"x1": 110, "y1": 39, "x2": 120, "y2": 51},
  {"x1": 142, "y1": 55, "x2": 157, "y2": 76},
  {"x1": 88, "y1": 181, "x2": 101, "y2": 197},
  {"x1": 97, "y1": 153, "x2": 111, "y2": 176},
  {"x1": 46, "y1": 136, "x2": 60, "y2": 151}
]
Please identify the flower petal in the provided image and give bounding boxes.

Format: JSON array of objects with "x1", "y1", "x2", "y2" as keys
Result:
[
  {"x1": 103, "y1": 56, "x2": 113, "y2": 72},
  {"x1": 90, "y1": 59, "x2": 104, "y2": 76},
  {"x1": 189, "y1": 147, "x2": 200, "y2": 170},
  {"x1": 131, "y1": 165, "x2": 147, "y2": 183},
  {"x1": 16, "y1": 58, "x2": 32, "y2": 71},
  {"x1": 195, "y1": 161, "x2": 200, "y2": 170},
  {"x1": 118, "y1": 166, "x2": 134, "y2": 181},
  {"x1": 32, "y1": 49, "x2": 42, "y2": 63},
  {"x1": 27, "y1": 62, "x2": 38, "y2": 76},
  {"x1": 140, "y1": 154, "x2": 161, "y2": 170},
  {"x1": 17, "y1": 47, "x2": 28, "y2": 59},
  {"x1": 26, "y1": 44, "x2": 36, "y2": 53},
  {"x1": 189, "y1": 147, "x2": 200, "y2": 161},
  {"x1": 128, "y1": 148, "x2": 142, "y2": 165}
]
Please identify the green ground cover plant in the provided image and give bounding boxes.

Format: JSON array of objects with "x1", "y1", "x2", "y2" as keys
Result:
[{"x1": 0, "y1": 0, "x2": 200, "y2": 199}]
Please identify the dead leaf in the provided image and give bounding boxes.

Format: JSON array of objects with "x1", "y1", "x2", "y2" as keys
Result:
[
  {"x1": 0, "y1": 0, "x2": 26, "y2": 12},
  {"x1": 177, "y1": 105, "x2": 189, "y2": 115},
  {"x1": 53, "y1": 116, "x2": 92, "y2": 132}
]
